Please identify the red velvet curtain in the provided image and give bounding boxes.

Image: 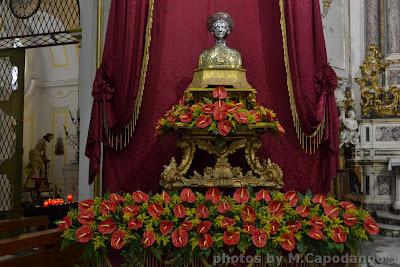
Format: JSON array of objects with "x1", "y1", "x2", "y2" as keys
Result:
[
  {"x1": 87, "y1": 0, "x2": 338, "y2": 194},
  {"x1": 283, "y1": 0, "x2": 339, "y2": 192},
  {"x1": 86, "y1": 0, "x2": 149, "y2": 183}
]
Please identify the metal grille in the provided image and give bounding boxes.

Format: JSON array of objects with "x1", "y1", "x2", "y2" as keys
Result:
[
  {"x1": 0, "y1": 109, "x2": 16, "y2": 213},
  {"x1": 0, "y1": 109, "x2": 16, "y2": 165},
  {"x1": 0, "y1": 174, "x2": 13, "y2": 212},
  {"x1": 0, "y1": 56, "x2": 13, "y2": 101},
  {"x1": 0, "y1": 0, "x2": 80, "y2": 49}
]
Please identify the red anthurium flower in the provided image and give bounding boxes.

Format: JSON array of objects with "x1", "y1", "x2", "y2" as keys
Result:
[
  {"x1": 179, "y1": 221, "x2": 193, "y2": 231},
  {"x1": 78, "y1": 199, "x2": 94, "y2": 212},
  {"x1": 288, "y1": 220, "x2": 301, "y2": 233},
  {"x1": 100, "y1": 200, "x2": 117, "y2": 216},
  {"x1": 251, "y1": 229, "x2": 268, "y2": 248},
  {"x1": 310, "y1": 216, "x2": 325, "y2": 229},
  {"x1": 132, "y1": 191, "x2": 149, "y2": 203},
  {"x1": 122, "y1": 205, "x2": 140, "y2": 217},
  {"x1": 284, "y1": 191, "x2": 299, "y2": 207},
  {"x1": 312, "y1": 194, "x2": 326, "y2": 205},
  {"x1": 180, "y1": 188, "x2": 196, "y2": 203},
  {"x1": 233, "y1": 188, "x2": 249, "y2": 204},
  {"x1": 142, "y1": 231, "x2": 156, "y2": 248},
  {"x1": 196, "y1": 204, "x2": 209, "y2": 219},
  {"x1": 161, "y1": 191, "x2": 170, "y2": 204},
  {"x1": 179, "y1": 113, "x2": 193, "y2": 123},
  {"x1": 243, "y1": 223, "x2": 256, "y2": 235},
  {"x1": 160, "y1": 220, "x2": 173, "y2": 235},
  {"x1": 364, "y1": 216, "x2": 379, "y2": 235},
  {"x1": 269, "y1": 220, "x2": 280, "y2": 235},
  {"x1": 331, "y1": 227, "x2": 347, "y2": 243},
  {"x1": 213, "y1": 86, "x2": 228, "y2": 99},
  {"x1": 98, "y1": 219, "x2": 118, "y2": 235},
  {"x1": 173, "y1": 204, "x2": 187, "y2": 218},
  {"x1": 128, "y1": 219, "x2": 143, "y2": 230},
  {"x1": 148, "y1": 203, "x2": 163, "y2": 218},
  {"x1": 215, "y1": 100, "x2": 227, "y2": 111},
  {"x1": 195, "y1": 115, "x2": 212, "y2": 129},
  {"x1": 197, "y1": 221, "x2": 212, "y2": 234},
  {"x1": 172, "y1": 229, "x2": 189, "y2": 248},
  {"x1": 220, "y1": 217, "x2": 235, "y2": 229},
  {"x1": 205, "y1": 188, "x2": 221, "y2": 204},
  {"x1": 324, "y1": 205, "x2": 340, "y2": 219},
  {"x1": 110, "y1": 193, "x2": 124, "y2": 204},
  {"x1": 217, "y1": 201, "x2": 232, "y2": 214},
  {"x1": 295, "y1": 205, "x2": 310, "y2": 218},
  {"x1": 279, "y1": 233, "x2": 296, "y2": 251},
  {"x1": 343, "y1": 213, "x2": 358, "y2": 227},
  {"x1": 77, "y1": 210, "x2": 95, "y2": 225},
  {"x1": 233, "y1": 112, "x2": 248, "y2": 124},
  {"x1": 276, "y1": 123, "x2": 285, "y2": 135},
  {"x1": 255, "y1": 189, "x2": 271, "y2": 203},
  {"x1": 241, "y1": 205, "x2": 257, "y2": 223},
  {"x1": 268, "y1": 200, "x2": 284, "y2": 217},
  {"x1": 202, "y1": 104, "x2": 215, "y2": 114},
  {"x1": 308, "y1": 227, "x2": 324, "y2": 240},
  {"x1": 167, "y1": 115, "x2": 177, "y2": 123},
  {"x1": 340, "y1": 201, "x2": 356, "y2": 210},
  {"x1": 249, "y1": 110, "x2": 261, "y2": 122},
  {"x1": 223, "y1": 231, "x2": 240, "y2": 246},
  {"x1": 111, "y1": 230, "x2": 125, "y2": 250},
  {"x1": 213, "y1": 109, "x2": 228, "y2": 121},
  {"x1": 76, "y1": 225, "x2": 93, "y2": 243},
  {"x1": 217, "y1": 120, "x2": 232, "y2": 136},
  {"x1": 199, "y1": 234, "x2": 214, "y2": 249},
  {"x1": 58, "y1": 216, "x2": 72, "y2": 230}
]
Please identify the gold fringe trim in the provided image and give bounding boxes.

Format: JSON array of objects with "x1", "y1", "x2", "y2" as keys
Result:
[
  {"x1": 279, "y1": 0, "x2": 326, "y2": 154},
  {"x1": 107, "y1": 0, "x2": 155, "y2": 150}
]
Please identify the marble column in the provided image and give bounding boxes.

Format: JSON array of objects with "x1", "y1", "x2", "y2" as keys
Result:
[
  {"x1": 386, "y1": 0, "x2": 400, "y2": 55},
  {"x1": 385, "y1": 0, "x2": 400, "y2": 86},
  {"x1": 395, "y1": 171, "x2": 400, "y2": 210},
  {"x1": 366, "y1": 0, "x2": 380, "y2": 50}
]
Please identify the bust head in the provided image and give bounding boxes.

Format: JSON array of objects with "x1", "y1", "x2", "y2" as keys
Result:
[{"x1": 207, "y1": 12, "x2": 233, "y2": 40}]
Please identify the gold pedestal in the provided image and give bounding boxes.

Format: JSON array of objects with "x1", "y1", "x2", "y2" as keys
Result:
[
  {"x1": 188, "y1": 67, "x2": 252, "y2": 89},
  {"x1": 161, "y1": 126, "x2": 283, "y2": 189}
]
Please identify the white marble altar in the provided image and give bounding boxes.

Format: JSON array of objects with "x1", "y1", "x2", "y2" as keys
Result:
[{"x1": 354, "y1": 119, "x2": 400, "y2": 209}]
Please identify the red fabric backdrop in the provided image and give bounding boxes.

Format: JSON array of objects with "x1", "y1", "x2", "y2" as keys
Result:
[{"x1": 87, "y1": 0, "x2": 338, "y2": 194}]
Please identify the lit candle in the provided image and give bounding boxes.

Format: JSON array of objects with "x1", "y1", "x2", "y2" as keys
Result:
[
  {"x1": 43, "y1": 201, "x2": 49, "y2": 207},
  {"x1": 67, "y1": 194, "x2": 73, "y2": 202}
]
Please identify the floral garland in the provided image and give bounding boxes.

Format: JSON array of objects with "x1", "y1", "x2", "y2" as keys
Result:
[
  {"x1": 60, "y1": 188, "x2": 379, "y2": 266},
  {"x1": 156, "y1": 86, "x2": 285, "y2": 137}
]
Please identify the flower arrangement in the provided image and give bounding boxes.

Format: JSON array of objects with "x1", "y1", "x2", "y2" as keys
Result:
[
  {"x1": 60, "y1": 188, "x2": 379, "y2": 266},
  {"x1": 156, "y1": 86, "x2": 285, "y2": 137}
]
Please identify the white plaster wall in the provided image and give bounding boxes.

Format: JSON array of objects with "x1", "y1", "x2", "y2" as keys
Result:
[
  {"x1": 322, "y1": 0, "x2": 365, "y2": 117},
  {"x1": 23, "y1": 45, "x2": 79, "y2": 198},
  {"x1": 78, "y1": 0, "x2": 98, "y2": 200}
]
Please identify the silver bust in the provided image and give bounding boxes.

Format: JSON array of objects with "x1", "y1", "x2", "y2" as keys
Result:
[{"x1": 198, "y1": 12, "x2": 242, "y2": 69}]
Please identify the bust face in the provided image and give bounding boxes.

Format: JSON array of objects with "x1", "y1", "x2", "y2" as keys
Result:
[{"x1": 212, "y1": 19, "x2": 230, "y2": 40}]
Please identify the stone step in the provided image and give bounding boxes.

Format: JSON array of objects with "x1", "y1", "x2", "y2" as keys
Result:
[
  {"x1": 378, "y1": 223, "x2": 400, "y2": 237},
  {"x1": 375, "y1": 210, "x2": 400, "y2": 226}
]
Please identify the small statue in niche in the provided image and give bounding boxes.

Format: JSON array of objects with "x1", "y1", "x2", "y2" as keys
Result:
[
  {"x1": 339, "y1": 109, "x2": 360, "y2": 147},
  {"x1": 198, "y1": 12, "x2": 242, "y2": 69},
  {"x1": 24, "y1": 133, "x2": 53, "y2": 186}
]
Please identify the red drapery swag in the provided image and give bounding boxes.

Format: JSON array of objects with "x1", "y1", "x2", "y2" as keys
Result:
[
  {"x1": 86, "y1": 0, "x2": 339, "y2": 194},
  {"x1": 86, "y1": 0, "x2": 149, "y2": 183}
]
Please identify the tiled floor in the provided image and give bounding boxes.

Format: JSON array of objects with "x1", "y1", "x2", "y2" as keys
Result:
[{"x1": 360, "y1": 235, "x2": 400, "y2": 267}]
